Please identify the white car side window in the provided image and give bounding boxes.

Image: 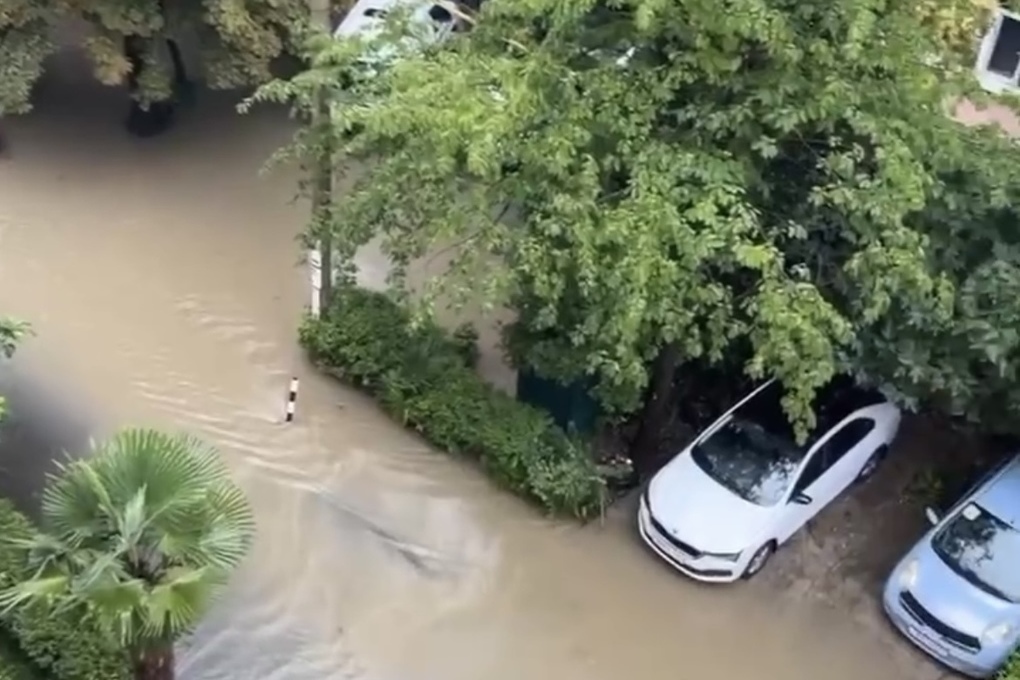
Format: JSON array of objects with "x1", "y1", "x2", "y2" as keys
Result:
[
  {"x1": 792, "y1": 450, "x2": 826, "y2": 495},
  {"x1": 818, "y1": 418, "x2": 876, "y2": 469},
  {"x1": 792, "y1": 418, "x2": 875, "y2": 494}
]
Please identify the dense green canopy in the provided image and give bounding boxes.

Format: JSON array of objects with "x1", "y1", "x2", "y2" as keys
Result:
[
  {"x1": 270, "y1": 0, "x2": 1020, "y2": 454},
  {"x1": 0, "y1": 0, "x2": 315, "y2": 114}
]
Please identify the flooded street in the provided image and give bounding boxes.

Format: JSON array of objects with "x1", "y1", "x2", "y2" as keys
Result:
[{"x1": 0, "y1": 47, "x2": 939, "y2": 680}]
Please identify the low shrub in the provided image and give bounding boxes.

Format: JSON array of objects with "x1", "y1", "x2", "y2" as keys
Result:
[
  {"x1": 0, "y1": 634, "x2": 41, "y2": 680},
  {"x1": 300, "y1": 287, "x2": 605, "y2": 518},
  {"x1": 0, "y1": 501, "x2": 129, "y2": 680}
]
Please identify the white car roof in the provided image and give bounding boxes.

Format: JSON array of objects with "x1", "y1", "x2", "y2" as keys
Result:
[
  {"x1": 734, "y1": 378, "x2": 893, "y2": 447},
  {"x1": 333, "y1": 0, "x2": 454, "y2": 39},
  {"x1": 333, "y1": 0, "x2": 457, "y2": 69}
]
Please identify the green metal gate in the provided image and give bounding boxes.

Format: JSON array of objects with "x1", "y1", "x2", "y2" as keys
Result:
[{"x1": 516, "y1": 369, "x2": 599, "y2": 437}]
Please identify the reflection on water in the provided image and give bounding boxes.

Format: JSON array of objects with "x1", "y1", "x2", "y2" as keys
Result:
[{"x1": 0, "y1": 43, "x2": 934, "y2": 680}]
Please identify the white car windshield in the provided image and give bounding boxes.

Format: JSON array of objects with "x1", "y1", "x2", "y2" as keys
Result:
[
  {"x1": 690, "y1": 418, "x2": 806, "y2": 507},
  {"x1": 932, "y1": 503, "x2": 1020, "y2": 603}
]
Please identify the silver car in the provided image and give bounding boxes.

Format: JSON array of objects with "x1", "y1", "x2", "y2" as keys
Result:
[{"x1": 883, "y1": 455, "x2": 1020, "y2": 678}]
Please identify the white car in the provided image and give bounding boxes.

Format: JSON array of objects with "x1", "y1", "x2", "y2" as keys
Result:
[
  {"x1": 638, "y1": 378, "x2": 902, "y2": 583},
  {"x1": 333, "y1": 0, "x2": 460, "y2": 70}
]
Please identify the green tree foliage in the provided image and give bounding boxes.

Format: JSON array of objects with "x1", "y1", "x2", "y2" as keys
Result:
[
  {"x1": 269, "y1": 0, "x2": 1020, "y2": 465},
  {"x1": 0, "y1": 318, "x2": 29, "y2": 419},
  {"x1": 0, "y1": 0, "x2": 56, "y2": 115},
  {"x1": 0, "y1": 0, "x2": 314, "y2": 116},
  {"x1": 0, "y1": 318, "x2": 27, "y2": 363},
  {"x1": 917, "y1": 0, "x2": 996, "y2": 61},
  {"x1": 0, "y1": 428, "x2": 255, "y2": 680}
]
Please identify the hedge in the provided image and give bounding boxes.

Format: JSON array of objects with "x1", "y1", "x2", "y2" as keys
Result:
[
  {"x1": 0, "y1": 500, "x2": 130, "y2": 680},
  {"x1": 299, "y1": 287, "x2": 605, "y2": 518}
]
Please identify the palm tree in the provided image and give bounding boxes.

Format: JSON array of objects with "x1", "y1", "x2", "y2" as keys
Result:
[{"x1": 0, "y1": 428, "x2": 255, "y2": 680}]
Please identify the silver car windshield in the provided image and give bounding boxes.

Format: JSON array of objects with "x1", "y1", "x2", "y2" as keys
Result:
[
  {"x1": 690, "y1": 418, "x2": 805, "y2": 507},
  {"x1": 932, "y1": 503, "x2": 1020, "y2": 603}
]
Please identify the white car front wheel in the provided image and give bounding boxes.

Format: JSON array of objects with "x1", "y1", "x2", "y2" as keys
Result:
[{"x1": 741, "y1": 541, "x2": 775, "y2": 579}]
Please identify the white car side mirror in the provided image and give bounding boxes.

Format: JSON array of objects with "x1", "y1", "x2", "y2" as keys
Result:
[{"x1": 924, "y1": 507, "x2": 940, "y2": 526}]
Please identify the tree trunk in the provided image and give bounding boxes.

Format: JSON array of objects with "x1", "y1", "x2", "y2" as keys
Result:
[
  {"x1": 132, "y1": 643, "x2": 174, "y2": 680},
  {"x1": 165, "y1": 39, "x2": 194, "y2": 105},
  {"x1": 630, "y1": 342, "x2": 681, "y2": 476},
  {"x1": 124, "y1": 35, "x2": 144, "y2": 92},
  {"x1": 123, "y1": 35, "x2": 175, "y2": 138},
  {"x1": 313, "y1": 98, "x2": 334, "y2": 310},
  {"x1": 166, "y1": 39, "x2": 187, "y2": 88},
  {"x1": 310, "y1": 0, "x2": 335, "y2": 309}
]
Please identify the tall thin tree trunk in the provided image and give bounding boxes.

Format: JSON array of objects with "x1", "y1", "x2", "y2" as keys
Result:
[
  {"x1": 313, "y1": 94, "x2": 334, "y2": 310},
  {"x1": 123, "y1": 35, "x2": 175, "y2": 138},
  {"x1": 124, "y1": 35, "x2": 145, "y2": 92},
  {"x1": 165, "y1": 38, "x2": 193, "y2": 105},
  {"x1": 132, "y1": 642, "x2": 174, "y2": 680},
  {"x1": 156, "y1": 0, "x2": 188, "y2": 102},
  {"x1": 630, "y1": 342, "x2": 681, "y2": 475},
  {"x1": 166, "y1": 39, "x2": 186, "y2": 88},
  {"x1": 310, "y1": 0, "x2": 334, "y2": 309}
]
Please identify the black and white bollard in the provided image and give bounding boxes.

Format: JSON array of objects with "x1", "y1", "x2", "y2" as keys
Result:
[{"x1": 285, "y1": 377, "x2": 299, "y2": 422}]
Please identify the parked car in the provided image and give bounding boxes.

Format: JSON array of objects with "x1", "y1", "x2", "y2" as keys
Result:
[
  {"x1": 333, "y1": 0, "x2": 460, "y2": 73},
  {"x1": 883, "y1": 455, "x2": 1020, "y2": 679},
  {"x1": 638, "y1": 378, "x2": 902, "y2": 583}
]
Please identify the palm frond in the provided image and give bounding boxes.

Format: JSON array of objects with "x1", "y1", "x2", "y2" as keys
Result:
[
  {"x1": 85, "y1": 577, "x2": 148, "y2": 647},
  {"x1": 116, "y1": 485, "x2": 149, "y2": 550},
  {"x1": 40, "y1": 459, "x2": 117, "y2": 546},
  {"x1": 16, "y1": 532, "x2": 72, "y2": 577},
  {"x1": 72, "y1": 550, "x2": 130, "y2": 595},
  {"x1": 0, "y1": 575, "x2": 70, "y2": 615},
  {"x1": 140, "y1": 566, "x2": 221, "y2": 640}
]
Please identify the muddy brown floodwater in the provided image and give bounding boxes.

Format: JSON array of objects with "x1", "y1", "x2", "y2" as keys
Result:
[{"x1": 0, "y1": 46, "x2": 945, "y2": 680}]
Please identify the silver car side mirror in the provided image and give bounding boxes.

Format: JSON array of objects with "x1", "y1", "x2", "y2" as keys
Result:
[{"x1": 924, "y1": 507, "x2": 940, "y2": 526}]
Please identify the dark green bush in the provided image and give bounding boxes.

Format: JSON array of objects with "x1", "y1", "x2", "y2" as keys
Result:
[
  {"x1": 0, "y1": 501, "x2": 129, "y2": 680},
  {"x1": 0, "y1": 634, "x2": 41, "y2": 680},
  {"x1": 300, "y1": 287, "x2": 605, "y2": 518}
]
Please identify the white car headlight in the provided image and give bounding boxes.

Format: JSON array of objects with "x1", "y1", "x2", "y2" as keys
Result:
[
  {"x1": 983, "y1": 621, "x2": 1014, "y2": 645},
  {"x1": 703, "y1": 550, "x2": 742, "y2": 562},
  {"x1": 898, "y1": 559, "x2": 919, "y2": 589}
]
